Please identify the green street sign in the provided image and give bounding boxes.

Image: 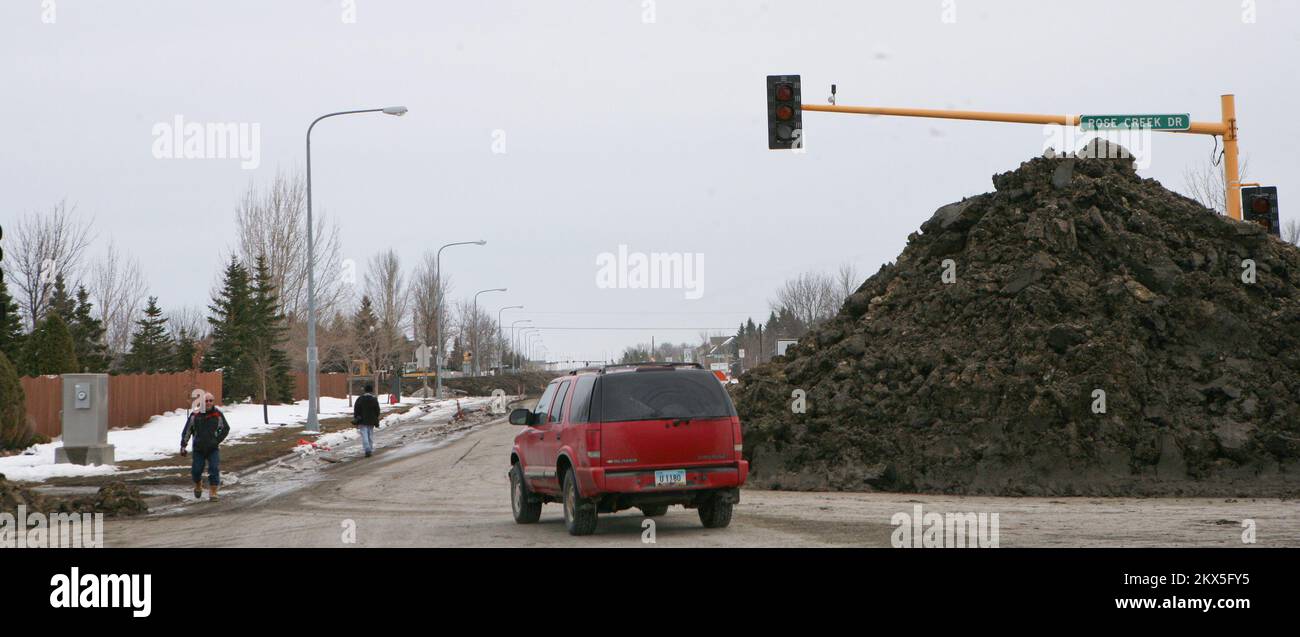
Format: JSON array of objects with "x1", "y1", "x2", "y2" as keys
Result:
[{"x1": 1079, "y1": 114, "x2": 1191, "y2": 131}]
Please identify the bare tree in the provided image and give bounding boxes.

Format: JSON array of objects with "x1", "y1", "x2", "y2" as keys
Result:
[
  {"x1": 454, "y1": 300, "x2": 496, "y2": 373},
  {"x1": 6, "y1": 200, "x2": 95, "y2": 329},
  {"x1": 831, "y1": 262, "x2": 860, "y2": 310},
  {"x1": 233, "y1": 169, "x2": 347, "y2": 322},
  {"x1": 363, "y1": 250, "x2": 409, "y2": 379},
  {"x1": 1183, "y1": 157, "x2": 1248, "y2": 215},
  {"x1": 320, "y1": 309, "x2": 357, "y2": 374},
  {"x1": 166, "y1": 305, "x2": 209, "y2": 341},
  {"x1": 1284, "y1": 219, "x2": 1300, "y2": 246},
  {"x1": 90, "y1": 241, "x2": 149, "y2": 359},
  {"x1": 409, "y1": 251, "x2": 451, "y2": 355},
  {"x1": 772, "y1": 270, "x2": 837, "y2": 329}
]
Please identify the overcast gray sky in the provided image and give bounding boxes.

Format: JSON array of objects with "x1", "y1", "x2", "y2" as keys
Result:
[{"x1": 3, "y1": 0, "x2": 1297, "y2": 362}]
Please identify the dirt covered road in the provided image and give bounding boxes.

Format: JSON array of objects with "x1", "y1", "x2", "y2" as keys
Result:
[{"x1": 104, "y1": 411, "x2": 1297, "y2": 548}]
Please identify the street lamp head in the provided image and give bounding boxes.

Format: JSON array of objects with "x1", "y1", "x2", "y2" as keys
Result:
[
  {"x1": 475, "y1": 240, "x2": 487, "y2": 246},
  {"x1": 382, "y1": 106, "x2": 409, "y2": 116}
]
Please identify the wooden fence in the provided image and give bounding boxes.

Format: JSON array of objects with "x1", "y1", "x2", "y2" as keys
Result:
[
  {"x1": 19, "y1": 371, "x2": 223, "y2": 439},
  {"x1": 291, "y1": 372, "x2": 350, "y2": 401}
]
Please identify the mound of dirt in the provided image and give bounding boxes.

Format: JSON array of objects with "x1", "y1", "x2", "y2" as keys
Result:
[
  {"x1": 0, "y1": 473, "x2": 50, "y2": 512},
  {"x1": 88, "y1": 482, "x2": 149, "y2": 517},
  {"x1": 735, "y1": 143, "x2": 1300, "y2": 496},
  {"x1": 0, "y1": 475, "x2": 148, "y2": 517},
  {"x1": 444, "y1": 371, "x2": 553, "y2": 398}
]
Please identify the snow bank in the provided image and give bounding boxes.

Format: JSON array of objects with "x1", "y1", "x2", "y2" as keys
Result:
[
  {"x1": 0, "y1": 394, "x2": 419, "y2": 483},
  {"x1": 297, "y1": 397, "x2": 496, "y2": 452}
]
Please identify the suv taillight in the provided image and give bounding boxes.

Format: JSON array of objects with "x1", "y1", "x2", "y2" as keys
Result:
[{"x1": 585, "y1": 428, "x2": 601, "y2": 463}]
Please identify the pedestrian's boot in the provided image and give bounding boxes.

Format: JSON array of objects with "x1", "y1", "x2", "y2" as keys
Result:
[
  {"x1": 209, "y1": 484, "x2": 220, "y2": 501},
  {"x1": 193, "y1": 482, "x2": 203, "y2": 499}
]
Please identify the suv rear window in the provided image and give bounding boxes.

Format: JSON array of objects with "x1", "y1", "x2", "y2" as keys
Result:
[
  {"x1": 568, "y1": 375, "x2": 596, "y2": 424},
  {"x1": 596, "y1": 370, "x2": 736, "y2": 423}
]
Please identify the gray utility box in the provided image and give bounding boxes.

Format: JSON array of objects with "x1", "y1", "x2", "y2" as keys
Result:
[{"x1": 55, "y1": 374, "x2": 115, "y2": 465}]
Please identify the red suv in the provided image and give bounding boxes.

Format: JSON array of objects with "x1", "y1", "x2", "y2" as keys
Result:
[{"x1": 508, "y1": 363, "x2": 749, "y2": 535}]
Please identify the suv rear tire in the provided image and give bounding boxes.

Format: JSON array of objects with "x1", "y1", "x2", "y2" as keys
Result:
[
  {"x1": 510, "y1": 463, "x2": 542, "y2": 524},
  {"x1": 638, "y1": 504, "x2": 669, "y2": 517},
  {"x1": 698, "y1": 493, "x2": 733, "y2": 529},
  {"x1": 563, "y1": 470, "x2": 598, "y2": 536}
]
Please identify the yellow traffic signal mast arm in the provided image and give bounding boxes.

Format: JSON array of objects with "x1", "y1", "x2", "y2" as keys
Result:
[{"x1": 801, "y1": 95, "x2": 1241, "y2": 220}]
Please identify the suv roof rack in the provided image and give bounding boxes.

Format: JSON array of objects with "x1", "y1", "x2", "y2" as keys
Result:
[
  {"x1": 567, "y1": 362, "x2": 704, "y2": 375},
  {"x1": 600, "y1": 362, "x2": 703, "y2": 373}
]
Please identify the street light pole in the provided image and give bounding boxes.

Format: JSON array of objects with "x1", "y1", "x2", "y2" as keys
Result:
[
  {"x1": 305, "y1": 105, "x2": 407, "y2": 433},
  {"x1": 523, "y1": 329, "x2": 539, "y2": 372},
  {"x1": 520, "y1": 329, "x2": 537, "y2": 372},
  {"x1": 510, "y1": 319, "x2": 531, "y2": 374},
  {"x1": 472, "y1": 288, "x2": 506, "y2": 377},
  {"x1": 433, "y1": 240, "x2": 485, "y2": 399},
  {"x1": 497, "y1": 305, "x2": 523, "y2": 374},
  {"x1": 527, "y1": 332, "x2": 542, "y2": 371}
]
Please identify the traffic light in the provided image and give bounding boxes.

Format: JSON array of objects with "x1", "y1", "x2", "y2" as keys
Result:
[
  {"x1": 767, "y1": 74, "x2": 802, "y2": 150},
  {"x1": 1241, "y1": 186, "x2": 1280, "y2": 237}
]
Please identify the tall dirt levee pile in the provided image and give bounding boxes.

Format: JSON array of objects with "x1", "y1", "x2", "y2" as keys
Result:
[{"x1": 735, "y1": 144, "x2": 1300, "y2": 496}]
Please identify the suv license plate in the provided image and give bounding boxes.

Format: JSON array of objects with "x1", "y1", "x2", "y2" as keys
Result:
[{"x1": 654, "y1": 469, "x2": 687, "y2": 487}]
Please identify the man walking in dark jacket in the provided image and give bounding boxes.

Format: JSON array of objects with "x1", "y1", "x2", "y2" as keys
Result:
[
  {"x1": 181, "y1": 392, "x2": 231, "y2": 500},
  {"x1": 354, "y1": 384, "x2": 381, "y2": 457}
]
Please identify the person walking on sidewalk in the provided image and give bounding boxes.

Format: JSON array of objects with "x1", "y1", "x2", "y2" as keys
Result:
[
  {"x1": 354, "y1": 383, "x2": 381, "y2": 458},
  {"x1": 181, "y1": 392, "x2": 231, "y2": 501}
]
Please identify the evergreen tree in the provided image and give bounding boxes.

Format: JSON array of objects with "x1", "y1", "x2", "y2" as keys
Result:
[
  {"x1": 204, "y1": 258, "x2": 254, "y2": 402},
  {"x1": 0, "y1": 350, "x2": 35, "y2": 450},
  {"x1": 48, "y1": 274, "x2": 75, "y2": 321},
  {"x1": 449, "y1": 336, "x2": 465, "y2": 370},
  {"x1": 21, "y1": 312, "x2": 79, "y2": 376},
  {"x1": 247, "y1": 255, "x2": 293, "y2": 413},
  {"x1": 354, "y1": 295, "x2": 379, "y2": 387},
  {"x1": 123, "y1": 297, "x2": 171, "y2": 373},
  {"x1": 0, "y1": 273, "x2": 25, "y2": 363},
  {"x1": 68, "y1": 286, "x2": 109, "y2": 372},
  {"x1": 172, "y1": 327, "x2": 198, "y2": 372}
]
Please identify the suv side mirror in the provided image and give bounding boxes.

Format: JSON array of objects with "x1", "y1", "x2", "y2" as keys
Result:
[{"x1": 509, "y1": 408, "x2": 532, "y2": 426}]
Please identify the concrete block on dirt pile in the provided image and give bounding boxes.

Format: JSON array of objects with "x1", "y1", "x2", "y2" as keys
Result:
[
  {"x1": 922, "y1": 199, "x2": 974, "y2": 232},
  {"x1": 1051, "y1": 159, "x2": 1075, "y2": 189}
]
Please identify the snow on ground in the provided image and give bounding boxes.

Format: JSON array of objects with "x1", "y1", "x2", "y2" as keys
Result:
[
  {"x1": 298, "y1": 396, "x2": 498, "y2": 451},
  {"x1": 0, "y1": 394, "x2": 420, "y2": 483}
]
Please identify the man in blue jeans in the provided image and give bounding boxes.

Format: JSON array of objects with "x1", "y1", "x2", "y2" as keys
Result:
[
  {"x1": 180, "y1": 392, "x2": 231, "y2": 501},
  {"x1": 353, "y1": 384, "x2": 381, "y2": 457}
]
